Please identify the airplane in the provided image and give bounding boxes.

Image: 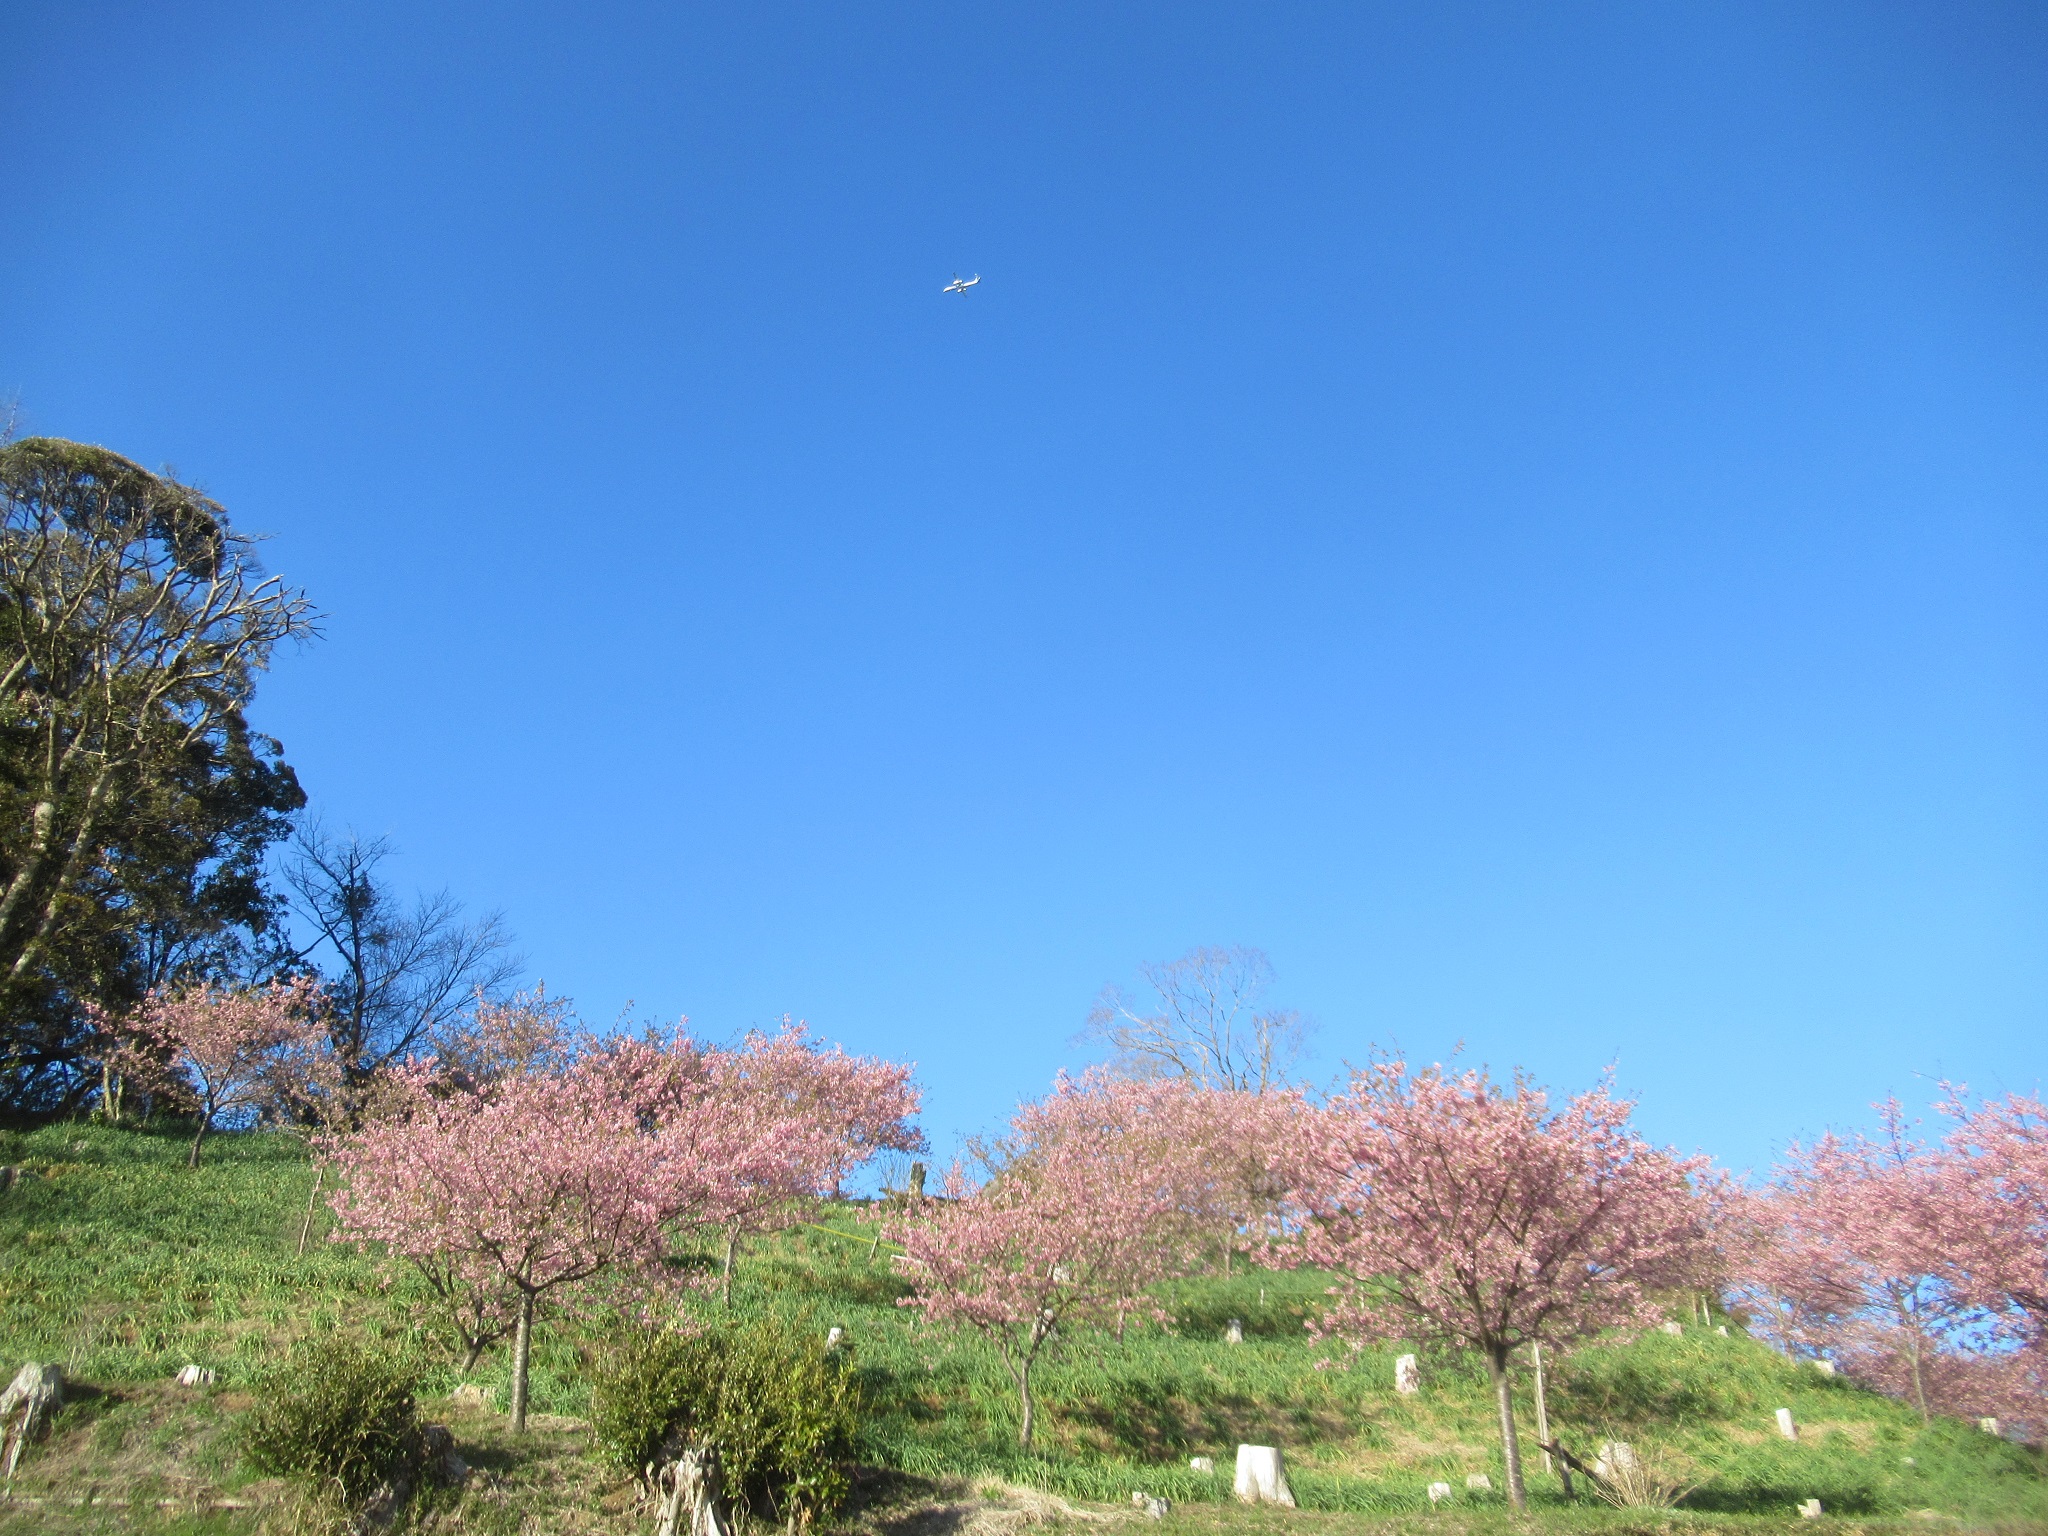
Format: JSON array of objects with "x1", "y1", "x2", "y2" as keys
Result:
[{"x1": 943, "y1": 273, "x2": 981, "y2": 294}]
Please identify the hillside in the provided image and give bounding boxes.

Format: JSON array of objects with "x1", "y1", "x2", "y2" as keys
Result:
[{"x1": 0, "y1": 1123, "x2": 2042, "y2": 1534}]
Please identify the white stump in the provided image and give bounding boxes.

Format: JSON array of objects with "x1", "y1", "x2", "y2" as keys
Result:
[
  {"x1": 1426, "y1": 1482, "x2": 1451, "y2": 1505},
  {"x1": 825, "y1": 1327, "x2": 844, "y2": 1351},
  {"x1": 174, "y1": 1365, "x2": 215, "y2": 1387},
  {"x1": 1799, "y1": 1499, "x2": 1822, "y2": 1519},
  {"x1": 1465, "y1": 1473, "x2": 1492, "y2": 1491},
  {"x1": 1812, "y1": 1359, "x2": 1834, "y2": 1377},
  {"x1": 0, "y1": 1363, "x2": 63, "y2": 1477},
  {"x1": 1234, "y1": 1445, "x2": 1295, "y2": 1507},
  {"x1": 1225, "y1": 1318, "x2": 1244, "y2": 1345},
  {"x1": 1716, "y1": 1325, "x2": 1729, "y2": 1336},
  {"x1": 1188, "y1": 1457, "x2": 1214, "y2": 1473},
  {"x1": 1395, "y1": 1353, "x2": 1420, "y2": 1395},
  {"x1": 1980, "y1": 1417, "x2": 2000, "y2": 1436},
  {"x1": 1661, "y1": 1320, "x2": 1683, "y2": 1336},
  {"x1": 1776, "y1": 1408, "x2": 1798, "y2": 1441},
  {"x1": 1595, "y1": 1442, "x2": 1637, "y2": 1480}
]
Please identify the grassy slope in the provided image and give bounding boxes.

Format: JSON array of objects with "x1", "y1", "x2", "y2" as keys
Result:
[{"x1": 0, "y1": 1123, "x2": 2042, "y2": 1534}]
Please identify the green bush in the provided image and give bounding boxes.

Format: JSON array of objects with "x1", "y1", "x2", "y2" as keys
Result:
[
  {"x1": 242, "y1": 1337, "x2": 423, "y2": 1504},
  {"x1": 591, "y1": 1312, "x2": 862, "y2": 1524}
]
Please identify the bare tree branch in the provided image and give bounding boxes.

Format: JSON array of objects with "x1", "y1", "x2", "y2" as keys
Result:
[{"x1": 1083, "y1": 944, "x2": 1310, "y2": 1093}]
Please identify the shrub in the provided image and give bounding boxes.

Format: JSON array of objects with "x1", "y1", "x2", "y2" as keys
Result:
[
  {"x1": 242, "y1": 1337, "x2": 423, "y2": 1504},
  {"x1": 591, "y1": 1312, "x2": 862, "y2": 1524}
]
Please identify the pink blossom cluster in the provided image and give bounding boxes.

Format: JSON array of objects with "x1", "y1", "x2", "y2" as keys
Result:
[
  {"x1": 93, "y1": 979, "x2": 333, "y2": 1165},
  {"x1": 322, "y1": 1002, "x2": 923, "y2": 1429}
]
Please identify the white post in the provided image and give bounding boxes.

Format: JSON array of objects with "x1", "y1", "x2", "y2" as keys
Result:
[
  {"x1": 1395, "y1": 1353, "x2": 1420, "y2": 1394},
  {"x1": 1775, "y1": 1407, "x2": 1798, "y2": 1441},
  {"x1": 1530, "y1": 1343, "x2": 1552, "y2": 1474}
]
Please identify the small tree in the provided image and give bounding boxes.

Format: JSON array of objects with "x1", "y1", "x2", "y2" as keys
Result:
[
  {"x1": 328, "y1": 1059, "x2": 671, "y2": 1431},
  {"x1": 890, "y1": 1075, "x2": 1208, "y2": 1446},
  {"x1": 703, "y1": 1021, "x2": 924, "y2": 1300},
  {"x1": 1292, "y1": 1063, "x2": 1718, "y2": 1510},
  {"x1": 1737, "y1": 1103, "x2": 1983, "y2": 1422},
  {"x1": 104, "y1": 979, "x2": 329, "y2": 1166}
]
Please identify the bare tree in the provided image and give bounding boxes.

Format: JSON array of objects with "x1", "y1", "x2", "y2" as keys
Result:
[
  {"x1": 281, "y1": 825, "x2": 520, "y2": 1079},
  {"x1": 1083, "y1": 944, "x2": 1309, "y2": 1093}
]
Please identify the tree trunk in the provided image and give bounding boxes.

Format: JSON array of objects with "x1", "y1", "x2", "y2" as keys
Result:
[
  {"x1": 510, "y1": 1289, "x2": 535, "y2": 1433},
  {"x1": 1487, "y1": 1345, "x2": 1528, "y2": 1511},
  {"x1": 1016, "y1": 1356, "x2": 1035, "y2": 1448},
  {"x1": 460, "y1": 1337, "x2": 487, "y2": 1373},
  {"x1": 295, "y1": 1161, "x2": 324, "y2": 1257},
  {"x1": 1531, "y1": 1343, "x2": 1553, "y2": 1475},
  {"x1": 720, "y1": 1226, "x2": 739, "y2": 1308},
  {"x1": 187, "y1": 1116, "x2": 210, "y2": 1169},
  {"x1": 1906, "y1": 1328, "x2": 1930, "y2": 1424}
]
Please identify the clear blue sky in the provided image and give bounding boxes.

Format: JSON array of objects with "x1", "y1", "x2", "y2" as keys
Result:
[{"x1": 4, "y1": 2, "x2": 2043, "y2": 1173}]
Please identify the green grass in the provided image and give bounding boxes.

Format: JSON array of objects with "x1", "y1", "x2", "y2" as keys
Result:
[{"x1": 1, "y1": 1122, "x2": 2043, "y2": 1533}]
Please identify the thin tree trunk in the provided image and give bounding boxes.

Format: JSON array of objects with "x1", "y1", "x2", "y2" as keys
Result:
[
  {"x1": 187, "y1": 1116, "x2": 210, "y2": 1169},
  {"x1": 1907, "y1": 1327, "x2": 1930, "y2": 1424},
  {"x1": 1488, "y1": 1345, "x2": 1528, "y2": 1511},
  {"x1": 1016, "y1": 1356, "x2": 1035, "y2": 1448},
  {"x1": 510, "y1": 1289, "x2": 535, "y2": 1433},
  {"x1": 1531, "y1": 1343, "x2": 1552, "y2": 1475},
  {"x1": 295, "y1": 1161, "x2": 325, "y2": 1257},
  {"x1": 720, "y1": 1226, "x2": 739, "y2": 1308},
  {"x1": 460, "y1": 1337, "x2": 487, "y2": 1373}
]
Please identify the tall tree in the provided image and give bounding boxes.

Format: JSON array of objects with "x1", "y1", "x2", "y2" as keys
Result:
[
  {"x1": 281, "y1": 825, "x2": 519, "y2": 1085},
  {"x1": 0, "y1": 438, "x2": 315, "y2": 1115},
  {"x1": 1084, "y1": 944, "x2": 1308, "y2": 1092}
]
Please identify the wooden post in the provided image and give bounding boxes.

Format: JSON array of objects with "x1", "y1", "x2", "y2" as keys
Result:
[
  {"x1": 1531, "y1": 1343, "x2": 1552, "y2": 1475},
  {"x1": 295, "y1": 1161, "x2": 325, "y2": 1257}
]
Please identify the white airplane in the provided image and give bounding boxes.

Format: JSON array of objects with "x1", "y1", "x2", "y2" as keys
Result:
[{"x1": 943, "y1": 273, "x2": 981, "y2": 294}]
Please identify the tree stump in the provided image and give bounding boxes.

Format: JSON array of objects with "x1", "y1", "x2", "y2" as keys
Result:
[
  {"x1": 0, "y1": 1362, "x2": 63, "y2": 1476},
  {"x1": 652, "y1": 1445, "x2": 730, "y2": 1536},
  {"x1": 1233, "y1": 1444, "x2": 1294, "y2": 1507}
]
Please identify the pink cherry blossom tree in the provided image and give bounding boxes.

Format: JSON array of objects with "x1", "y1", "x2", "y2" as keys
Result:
[
  {"x1": 704, "y1": 1021, "x2": 924, "y2": 1297},
  {"x1": 1290, "y1": 1062, "x2": 1719, "y2": 1510},
  {"x1": 888, "y1": 1074, "x2": 1212, "y2": 1447},
  {"x1": 327, "y1": 1056, "x2": 683, "y2": 1431},
  {"x1": 1931, "y1": 1088, "x2": 2048, "y2": 1384},
  {"x1": 1736, "y1": 1102, "x2": 1986, "y2": 1422},
  {"x1": 101, "y1": 979, "x2": 331, "y2": 1166}
]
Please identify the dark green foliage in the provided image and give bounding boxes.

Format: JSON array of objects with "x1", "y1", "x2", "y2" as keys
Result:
[
  {"x1": 590, "y1": 1311, "x2": 863, "y2": 1523},
  {"x1": 241, "y1": 1337, "x2": 423, "y2": 1503}
]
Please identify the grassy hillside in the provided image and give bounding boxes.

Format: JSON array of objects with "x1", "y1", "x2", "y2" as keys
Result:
[{"x1": 1, "y1": 1123, "x2": 2042, "y2": 1534}]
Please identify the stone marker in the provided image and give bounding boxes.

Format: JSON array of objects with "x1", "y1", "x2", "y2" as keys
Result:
[
  {"x1": 1225, "y1": 1318, "x2": 1244, "y2": 1345},
  {"x1": 1395, "y1": 1353, "x2": 1420, "y2": 1395},
  {"x1": 1661, "y1": 1321, "x2": 1683, "y2": 1336},
  {"x1": 825, "y1": 1327, "x2": 844, "y2": 1350},
  {"x1": 1776, "y1": 1408, "x2": 1798, "y2": 1441},
  {"x1": 1131, "y1": 1492, "x2": 1149, "y2": 1507},
  {"x1": 1426, "y1": 1482, "x2": 1451, "y2": 1505},
  {"x1": 1716, "y1": 1325, "x2": 1729, "y2": 1336},
  {"x1": 1799, "y1": 1499, "x2": 1823, "y2": 1519},
  {"x1": 1188, "y1": 1457, "x2": 1214, "y2": 1473},
  {"x1": 1979, "y1": 1417, "x2": 2000, "y2": 1437},
  {"x1": 1144, "y1": 1497, "x2": 1171, "y2": 1520},
  {"x1": 1465, "y1": 1474, "x2": 1492, "y2": 1491},
  {"x1": 1234, "y1": 1445, "x2": 1295, "y2": 1507},
  {"x1": 174, "y1": 1365, "x2": 215, "y2": 1387},
  {"x1": 1812, "y1": 1359, "x2": 1835, "y2": 1376}
]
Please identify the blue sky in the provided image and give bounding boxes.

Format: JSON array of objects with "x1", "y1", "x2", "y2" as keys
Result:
[{"x1": 4, "y1": 2, "x2": 2043, "y2": 1173}]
